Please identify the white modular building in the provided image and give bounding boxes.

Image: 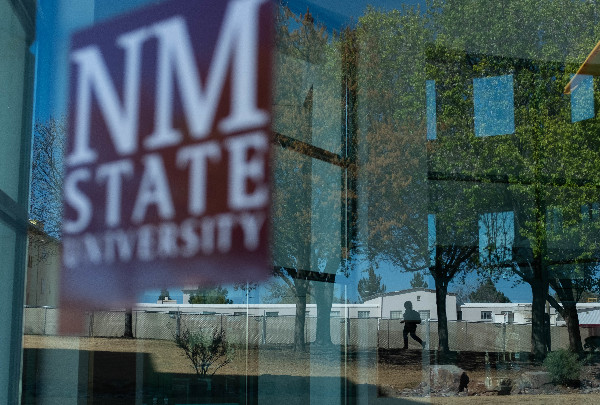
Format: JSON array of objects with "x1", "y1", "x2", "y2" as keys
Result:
[
  {"x1": 148, "y1": 288, "x2": 458, "y2": 321},
  {"x1": 135, "y1": 302, "x2": 380, "y2": 319},
  {"x1": 460, "y1": 302, "x2": 558, "y2": 324},
  {"x1": 363, "y1": 288, "x2": 458, "y2": 321}
]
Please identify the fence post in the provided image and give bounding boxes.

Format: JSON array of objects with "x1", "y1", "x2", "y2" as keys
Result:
[
  {"x1": 176, "y1": 312, "x2": 181, "y2": 339},
  {"x1": 422, "y1": 318, "x2": 431, "y2": 397},
  {"x1": 89, "y1": 312, "x2": 94, "y2": 337},
  {"x1": 485, "y1": 351, "x2": 491, "y2": 387},
  {"x1": 43, "y1": 306, "x2": 48, "y2": 335},
  {"x1": 464, "y1": 321, "x2": 468, "y2": 352},
  {"x1": 305, "y1": 315, "x2": 309, "y2": 344},
  {"x1": 262, "y1": 314, "x2": 266, "y2": 345},
  {"x1": 387, "y1": 319, "x2": 390, "y2": 349},
  {"x1": 346, "y1": 317, "x2": 351, "y2": 347},
  {"x1": 502, "y1": 322, "x2": 507, "y2": 362},
  {"x1": 425, "y1": 319, "x2": 430, "y2": 350}
]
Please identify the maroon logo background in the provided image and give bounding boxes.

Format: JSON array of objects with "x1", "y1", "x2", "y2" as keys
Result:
[{"x1": 61, "y1": 0, "x2": 273, "y2": 313}]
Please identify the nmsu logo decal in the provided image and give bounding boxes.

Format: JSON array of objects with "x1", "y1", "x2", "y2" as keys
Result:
[{"x1": 62, "y1": 0, "x2": 272, "y2": 307}]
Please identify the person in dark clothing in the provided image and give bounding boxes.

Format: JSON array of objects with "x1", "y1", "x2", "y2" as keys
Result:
[{"x1": 401, "y1": 301, "x2": 424, "y2": 349}]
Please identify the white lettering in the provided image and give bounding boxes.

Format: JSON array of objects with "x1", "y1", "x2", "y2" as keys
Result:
[
  {"x1": 83, "y1": 234, "x2": 103, "y2": 264},
  {"x1": 216, "y1": 214, "x2": 234, "y2": 252},
  {"x1": 239, "y1": 212, "x2": 265, "y2": 250},
  {"x1": 217, "y1": 0, "x2": 270, "y2": 133},
  {"x1": 200, "y1": 217, "x2": 216, "y2": 254},
  {"x1": 137, "y1": 225, "x2": 155, "y2": 261},
  {"x1": 68, "y1": 28, "x2": 150, "y2": 165},
  {"x1": 225, "y1": 132, "x2": 268, "y2": 210},
  {"x1": 65, "y1": 212, "x2": 267, "y2": 265},
  {"x1": 63, "y1": 168, "x2": 93, "y2": 233},
  {"x1": 145, "y1": 0, "x2": 268, "y2": 148},
  {"x1": 96, "y1": 159, "x2": 134, "y2": 227},
  {"x1": 63, "y1": 238, "x2": 79, "y2": 268},
  {"x1": 132, "y1": 154, "x2": 175, "y2": 223},
  {"x1": 158, "y1": 222, "x2": 179, "y2": 258},
  {"x1": 176, "y1": 142, "x2": 221, "y2": 215},
  {"x1": 103, "y1": 230, "x2": 136, "y2": 263},
  {"x1": 180, "y1": 218, "x2": 200, "y2": 257}
]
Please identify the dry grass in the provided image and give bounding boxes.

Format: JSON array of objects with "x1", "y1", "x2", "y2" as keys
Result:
[{"x1": 22, "y1": 335, "x2": 600, "y2": 403}]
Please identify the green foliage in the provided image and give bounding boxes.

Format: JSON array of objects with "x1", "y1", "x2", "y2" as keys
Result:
[
  {"x1": 357, "y1": 267, "x2": 386, "y2": 302},
  {"x1": 271, "y1": 0, "x2": 600, "y2": 356},
  {"x1": 174, "y1": 326, "x2": 233, "y2": 376},
  {"x1": 410, "y1": 272, "x2": 428, "y2": 289},
  {"x1": 158, "y1": 288, "x2": 170, "y2": 301},
  {"x1": 188, "y1": 286, "x2": 233, "y2": 304},
  {"x1": 263, "y1": 279, "x2": 310, "y2": 304},
  {"x1": 468, "y1": 278, "x2": 511, "y2": 303},
  {"x1": 425, "y1": 0, "x2": 600, "y2": 358},
  {"x1": 543, "y1": 349, "x2": 583, "y2": 385}
]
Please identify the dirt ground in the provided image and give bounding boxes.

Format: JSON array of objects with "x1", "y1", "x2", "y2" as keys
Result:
[{"x1": 22, "y1": 335, "x2": 600, "y2": 404}]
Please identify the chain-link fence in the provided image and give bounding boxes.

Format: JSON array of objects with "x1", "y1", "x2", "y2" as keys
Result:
[
  {"x1": 378, "y1": 319, "x2": 596, "y2": 352},
  {"x1": 23, "y1": 306, "x2": 59, "y2": 335},
  {"x1": 23, "y1": 307, "x2": 598, "y2": 352}
]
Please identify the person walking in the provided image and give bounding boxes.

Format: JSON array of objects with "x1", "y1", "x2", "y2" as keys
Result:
[{"x1": 401, "y1": 300, "x2": 424, "y2": 349}]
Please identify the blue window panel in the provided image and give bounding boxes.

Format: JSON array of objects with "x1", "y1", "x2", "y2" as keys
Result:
[
  {"x1": 426, "y1": 80, "x2": 437, "y2": 140},
  {"x1": 428, "y1": 214, "x2": 436, "y2": 266},
  {"x1": 473, "y1": 74, "x2": 515, "y2": 137},
  {"x1": 571, "y1": 74, "x2": 594, "y2": 123}
]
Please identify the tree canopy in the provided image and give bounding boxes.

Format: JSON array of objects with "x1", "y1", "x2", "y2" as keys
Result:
[
  {"x1": 357, "y1": 267, "x2": 386, "y2": 302},
  {"x1": 410, "y1": 272, "x2": 429, "y2": 289},
  {"x1": 30, "y1": 117, "x2": 65, "y2": 238},
  {"x1": 188, "y1": 286, "x2": 232, "y2": 305},
  {"x1": 468, "y1": 278, "x2": 511, "y2": 303},
  {"x1": 158, "y1": 289, "x2": 170, "y2": 301}
]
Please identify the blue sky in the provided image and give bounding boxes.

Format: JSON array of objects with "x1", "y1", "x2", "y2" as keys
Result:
[{"x1": 138, "y1": 261, "x2": 534, "y2": 305}]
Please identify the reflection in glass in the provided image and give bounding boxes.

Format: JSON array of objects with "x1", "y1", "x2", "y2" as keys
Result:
[
  {"x1": 478, "y1": 211, "x2": 514, "y2": 266},
  {"x1": 571, "y1": 74, "x2": 595, "y2": 123},
  {"x1": 473, "y1": 74, "x2": 515, "y2": 137},
  {"x1": 20, "y1": 0, "x2": 600, "y2": 403},
  {"x1": 426, "y1": 79, "x2": 437, "y2": 140}
]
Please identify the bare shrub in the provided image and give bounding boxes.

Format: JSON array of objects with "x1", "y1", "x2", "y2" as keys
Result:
[{"x1": 174, "y1": 326, "x2": 233, "y2": 376}]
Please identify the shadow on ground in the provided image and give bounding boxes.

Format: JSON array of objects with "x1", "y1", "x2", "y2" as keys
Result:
[{"x1": 22, "y1": 347, "x2": 424, "y2": 404}]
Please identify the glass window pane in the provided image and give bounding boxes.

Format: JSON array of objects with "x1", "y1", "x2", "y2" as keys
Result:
[
  {"x1": 478, "y1": 211, "x2": 514, "y2": 266},
  {"x1": 0, "y1": 220, "x2": 17, "y2": 404},
  {"x1": 473, "y1": 74, "x2": 515, "y2": 137},
  {"x1": 0, "y1": 0, "x2": 29, "y2": 201},
  {"x1": 571, "y1": 74, "x2": 595, "y2": 123},
  {"x1": 21, "y1": 0, "x2": 600, "y2": 403}
]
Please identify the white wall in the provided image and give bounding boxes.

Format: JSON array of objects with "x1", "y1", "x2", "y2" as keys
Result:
[
  {"x1": 365, "y1": 288, "x2": 458, "y2": 321},
  {"x1": 171, "y1": 288, "x2": 462, "y2": 321},
  {"x1": 461, "y1": 303, "x2": 535, "y2": 324},
  {"x1": 136, "y1": 303, "x2": 380, "y2": 318},
  {"x1": 26, "y1": 231, "x2": 60, "y2": 307}
]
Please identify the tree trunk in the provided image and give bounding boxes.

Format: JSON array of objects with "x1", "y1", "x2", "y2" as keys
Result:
[
  {"x1": 530, "y1": 279, "x2": 548, "y2": 362},
  {"x1": 294, "y1": 278, "x2": 309, "y2": 351},
  {"x1": 314, "y1": 281, "x2": 334, "y2": 346},
  {"x1": 563, "y1": 302, "x2": 583, "y2": 354},
  {"x1": 550, "y1": 278, "x2": 584, "y2": 355},
  {"x1": 435, "y1": 283, "x2": 449, "y2": 354},
  {"x1": 530, "y1": 179, "x2": 549, "y2": 362}
]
